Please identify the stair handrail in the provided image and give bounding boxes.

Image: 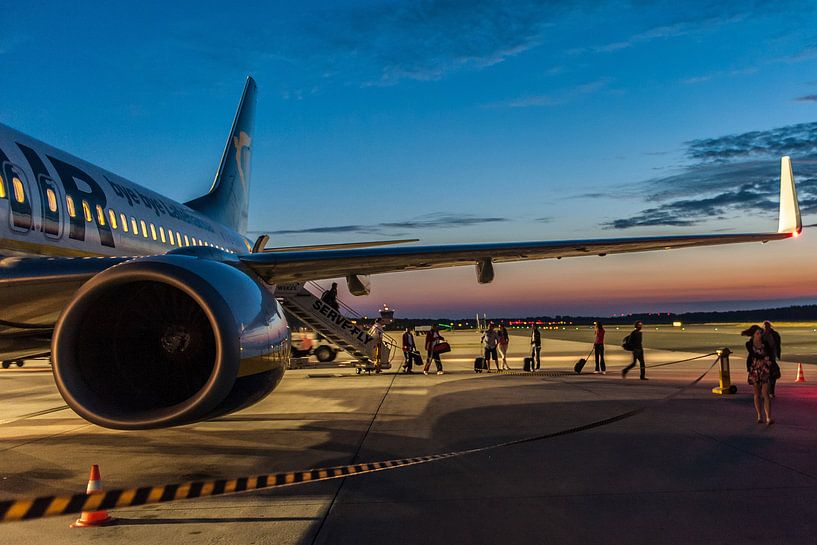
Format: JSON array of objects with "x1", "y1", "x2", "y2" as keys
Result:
[{"x1": 304, "y1": 280, "x2": 399, "y2": 352}]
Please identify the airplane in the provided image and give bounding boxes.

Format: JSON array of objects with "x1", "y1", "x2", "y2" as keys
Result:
[{"x1": 0, "y1": 77, "x2": 802, "y2": 430}]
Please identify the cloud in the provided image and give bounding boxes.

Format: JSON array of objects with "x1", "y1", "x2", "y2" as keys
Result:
[
  {"x1": 605, "y1": 121, "x2": 817, "y2": 228},
  {"x1": 680, "y1": 67, "x2": 758, "y2": 85},
  {"x1": 684, "y1": 122, "x2": 817, "y2": 162},
  {"x1": 201, "y1": 0, "x2": 575, "y2": 87},
  {"x1": 796, "y1": 94, "x2": 817, "y2": 102},
  {"x1": 264, "y1": 213, "x2": 509, "y2": 236},
  {"x1": 485, "y1": 77, "x2": 612, "y2": 109},
  {"x1": 573, "y1": 9, "x2": 747, "y2": 55}
]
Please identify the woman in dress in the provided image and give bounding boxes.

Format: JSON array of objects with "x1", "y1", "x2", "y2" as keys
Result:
[{"x1": 744, "y1": 325, "x2": 774, "y2": 425}]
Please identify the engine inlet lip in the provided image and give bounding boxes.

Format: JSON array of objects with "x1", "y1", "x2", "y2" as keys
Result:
[{"x1": 52, "y1": 260, "x2": 240, "y2": 430}]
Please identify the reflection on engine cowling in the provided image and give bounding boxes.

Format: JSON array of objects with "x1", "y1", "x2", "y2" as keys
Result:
[{"x1": 51, "y1": 252, "x2": 289, "y2": 430}]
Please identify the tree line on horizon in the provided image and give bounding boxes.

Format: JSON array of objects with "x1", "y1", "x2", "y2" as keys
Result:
[{"x1": 388, "y1": 304, "x2": 817, "y2": 328}]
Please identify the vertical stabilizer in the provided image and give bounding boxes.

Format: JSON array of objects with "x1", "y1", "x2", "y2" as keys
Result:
[
  {"x1": 778, "y1": 156, "x2": 802, "y2": 234},
  {"x1": 186, "y1": 77, "x2": 257, "y2": 235}
]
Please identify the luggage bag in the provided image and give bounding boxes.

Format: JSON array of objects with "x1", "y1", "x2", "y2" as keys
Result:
[
  {"x1": 574, "y1": 348, "x2": 595, "y2": 374},
  {"x1": 474, "y1": 357, "x2": 488, "y2": 373},
  {"x1": 524, "y1": 357, "x2": 533, "y2": 372}
]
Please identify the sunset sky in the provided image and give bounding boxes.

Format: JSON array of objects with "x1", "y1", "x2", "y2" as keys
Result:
[{"x1": 3, "y1": 1, "x2": 817, "y2": 317}]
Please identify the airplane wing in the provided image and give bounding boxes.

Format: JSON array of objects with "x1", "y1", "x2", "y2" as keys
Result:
[{"x1": 240, "y1": 156, "x2": 802, "y2": 285}]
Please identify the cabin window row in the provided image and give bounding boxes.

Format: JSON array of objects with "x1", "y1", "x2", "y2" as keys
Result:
[
  {"x1": 61, "y1": 195, "x2": 233, "y2": 252},
  {"x1": 0, "y1": 177, "x2": 234, "y2": 253}
]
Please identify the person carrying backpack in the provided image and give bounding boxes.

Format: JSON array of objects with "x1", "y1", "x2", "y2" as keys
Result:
[{"x1": 621, "y1": 320, "x2": 646, "y2": 380}]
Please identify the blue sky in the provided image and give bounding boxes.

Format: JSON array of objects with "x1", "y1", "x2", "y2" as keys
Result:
[{"x1": 3, "y1": 1, "x2": 817, "y2": 316}]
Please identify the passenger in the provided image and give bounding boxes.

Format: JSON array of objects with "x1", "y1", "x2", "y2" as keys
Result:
[
  {"x1": 593, "y1": 322, "x2": 606, "y2": 374},
  {"x1": 497, "y1": 323, "x2": 510, "y2": 370},
  {"x1": 621, "y1": 320, "x2": 646, "y2": 380},
  {"x1": 482, "y1": 323, "x2": 500, "y2": 372},
  {"x1": 743, "y1": 325, "x2": 774, "y2": 425},
  {"x1": 321, "y1": 282, "x2": 340, "y2": 311},
  {"x1": 402, "y1": 326, "x2": 416, "y2": 374},
  {"x1": 530, "y1": 324, "x2": 541, "y2": 370},
  {"x1": 368, "y1": 318, "x2": 384, "y2": 373},
  {"x1": 763, "y1": 321, "x2": 782, "y2": 398},
  {"x1": 424, "y1": 325, "x2": 444, "y2": 375}
]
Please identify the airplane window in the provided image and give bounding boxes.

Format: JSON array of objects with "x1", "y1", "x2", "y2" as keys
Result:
[
  {"x1": 46, "y1": 188, "x2": 58, "y2": 213},
  {"x1": 131, "y1": 217, "x2": 138, "y2": 234},
  {"x1": 120, "y1": 213, "x2": 128, "y2": 232},
  {"x1": 184, "y1": 234, "x2": 190, "y2": 246},
  {"x1": 82, "y1": 200, "x2": 92, "y2": 222},
  {"x1": 191, "y1": 237, "x2": 198, "y2": 246},
  {"x1": 150, "y1": 223, "x2": 157, "y2": 241},
  {"x1": 168, "y1": 229, "x2": 175, "y2": 245},
  {"x1": 95, "y1": 204, "x2": 106, "y2": 226},
  {"x1": 66, "y1": 196, "x2": 76, "y2": 218},
  {"x1": 12, "y1": 177, "x2": 25, "y2": 203},
  {"x1": 140, "y1": 219, "x2": 148, "y2": 238},
  {"x1": 159, "y1": 226, "x2": 166, "y2": 243},
  {"x1": 0, "y1": 174, "x2": 5, "y2": 199},
  {"x1": 108, "y1": 209, "x2": 118, "y2": 229}
]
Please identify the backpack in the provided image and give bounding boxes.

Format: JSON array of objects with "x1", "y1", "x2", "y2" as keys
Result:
[{"x1": 621, "y1": 334, "x2": 633, "y2": 351}]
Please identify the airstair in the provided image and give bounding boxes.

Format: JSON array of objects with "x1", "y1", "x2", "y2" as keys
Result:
[{"x1": 274, "y1": 282, "x2": 394, "y2": 368}]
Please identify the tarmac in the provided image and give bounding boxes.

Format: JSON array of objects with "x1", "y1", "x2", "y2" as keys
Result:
[{"x1": 1, "y1": 330, "x2": 816, "y2": 545}]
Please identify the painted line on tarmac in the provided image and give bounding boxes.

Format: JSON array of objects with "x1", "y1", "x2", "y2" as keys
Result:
[
  {"x1": 0, "y1": 355, "x2": 719, "y2": 524},
  {"x1": 0, "y1": 405, "x2": 70, "y2": 426}
]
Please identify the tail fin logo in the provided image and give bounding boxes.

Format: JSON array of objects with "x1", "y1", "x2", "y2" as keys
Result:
[{"x1": 233, "y1": 131, "x2": 252, "y2": 190}]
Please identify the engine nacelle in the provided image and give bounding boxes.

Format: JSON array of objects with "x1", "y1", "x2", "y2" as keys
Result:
[{"x1": 52, "y1": 252, "x2": 289, "y2": 430}]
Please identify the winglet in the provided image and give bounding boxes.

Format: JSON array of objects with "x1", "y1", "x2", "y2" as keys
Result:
[{"x1": 778, "y1": 156, "x2": 802, "y2": 235}]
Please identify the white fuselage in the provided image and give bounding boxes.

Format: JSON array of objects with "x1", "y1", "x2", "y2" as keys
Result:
[{"x1": 0, "y1": 123, "x2": 251, "y2": 259}]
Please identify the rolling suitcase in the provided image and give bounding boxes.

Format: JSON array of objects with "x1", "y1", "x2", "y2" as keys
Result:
[
  {"x1": 413, "y1": 353, "x2": 423, "y2": 367},
  {"x1": 474, "y1": 357, "x2": 488, "y2": 373},
  {"x1": 524, "y1": 357, "x2": 533, "y2": 372},
  {"x1": 574, "y1": 348, "x2": 595, "y2": 374}
]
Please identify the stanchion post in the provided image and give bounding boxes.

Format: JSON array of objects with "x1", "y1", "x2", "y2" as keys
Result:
[{"x1": 711, "y1": 347, "x2": 737, "y2": 395}]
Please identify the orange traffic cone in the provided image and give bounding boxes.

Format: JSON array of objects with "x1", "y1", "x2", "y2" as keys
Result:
[
  {"x1": 70, "y1": 465, "x2": 113, "y2": 528},
  {"x1": 795, "y1": 363, "x2": 806, "y2": 383}
]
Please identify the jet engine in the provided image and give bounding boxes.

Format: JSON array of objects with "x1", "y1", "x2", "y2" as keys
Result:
[{"x1": 51, "y1": 251, "x2": 289, "y2": 430}]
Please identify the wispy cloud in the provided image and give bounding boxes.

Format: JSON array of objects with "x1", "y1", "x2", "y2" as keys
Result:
[
  {"x1": 265, "y1": 213, "x2": 509, "y2": 236},
  {"x1": 182, "y1": 0, "x2": 577, "y2": 88},
  {"x1": 605, "y1": 121, "x2": 817, "y2": 229},
  {"x1": 485, "y1": 77, "x2": 612, "y2": 109},
  {"x1": 796, "y1": 94, "x2": 817, "y2": 102},
  {"x1": 573, "y1": 10, "x2": 747, "y2": 56},
  {"x1": 680, "y1": 67, "x2": 758, "y2": 85}
]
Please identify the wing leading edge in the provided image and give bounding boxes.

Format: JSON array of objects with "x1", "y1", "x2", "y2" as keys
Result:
[{"x1": 240, "y1": 156, "x2": 802, "y2": 284}]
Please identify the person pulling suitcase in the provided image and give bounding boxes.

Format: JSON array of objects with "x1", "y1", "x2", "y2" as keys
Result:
[{"x1": 402, "y1": 326, "x2": 417, "y2": 374}]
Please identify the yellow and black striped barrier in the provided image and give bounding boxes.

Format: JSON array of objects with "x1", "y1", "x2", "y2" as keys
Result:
[{"x1": 0, "y1": 353, "x2": 720, "y2": 524}]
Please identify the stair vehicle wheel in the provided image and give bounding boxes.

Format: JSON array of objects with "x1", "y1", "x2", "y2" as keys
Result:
[
  {"x1": 14, "y1": 360, "x2": 24, "y2": 368},
  {"x1": 1, "y1": 361, "x2": 10, "y2": 369},
  {"x1": 314, "y1": 345, "x2": 336, "y2": 363}
]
